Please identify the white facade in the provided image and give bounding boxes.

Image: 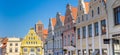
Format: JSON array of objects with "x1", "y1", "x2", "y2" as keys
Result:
[
  {"x1": 5, "y1": 37, "x2": 22, "y2": 55},
  {"x1": 54, "y1": 12, "x2": 64, "y2": 55},
  {"x1": 76, "y1": 0, "x2": 108, "y2": 55},
  {"x1": 106, "y1": 0, "x2": 120, "y2": 55},
  {"x1": 46, "y1": 18, "x2": 55, "y2": 55}
]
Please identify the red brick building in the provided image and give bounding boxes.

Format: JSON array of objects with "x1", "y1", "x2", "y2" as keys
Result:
[{"x1": 35, "y1": 21, "x2": 48, "y2": 43}]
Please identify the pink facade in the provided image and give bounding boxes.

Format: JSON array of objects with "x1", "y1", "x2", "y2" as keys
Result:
[{"x1": 62, "y1": 4, "x2": 77, "y2": 55}]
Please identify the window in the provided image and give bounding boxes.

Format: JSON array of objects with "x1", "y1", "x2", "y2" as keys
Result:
[
  {"x1": 68, "y1": 35, "x2": 70, "y2": 45},
  {"x1": 77, "y1": 28, "x2": 80, "y2": 39},
  {"x1": 15, "y1": 48, "x2": 18, "y2": 52},
  {"x1": 64, "y1": 37, "x2": 66, "y2": 46},
  {"x1": 15, "y1": 43, "x2": 18, "y2": 46},
  {"x1": 92, "y1": 10, "x2": 94, "y2": 17},
  {"x1": 37, "y1": 48, "x2": 40, "y2": 52},
  {"x1": 114, "y1": 6, "x2": 120, "y2": 25},
  {"x1": 38, "y1": 26, "x2": 42, "y2": 30},
  {"x1": 71, "y1": 34, "x2": 75, "y2": 46},
  {"x1": 98, "y1": 7, "x2": 100, "y2": 14},
  {"x1": 31, "y1": 48, "x2": 34, "y2": 52},
  {"x1": 78, "y1": 50, "x2": 81, "y2": 55},
  {"x1": 10, "y1": 43, "x2": 12, "y2": 46},
  {"x1": 80, "y1": 5, "x2": 81, "y2": 10},
  {"x1": 88, "y1": 24, "x2": 92, "y2": 37},
  {"x1": 94, "y1": 22, "x2": 99, "y2": 36},
  {"x1": 23, "y1": 48, "x2": 27, "y2": 52},
  {"x1": 82, "y1": 15, "x2": 84, "y2": 21},
  {"x1": 78, "y1": 17, "x2": 80, "y2": 23},
  {"x1": 83, "y1": 27, "x2": 86, "y2": 38},
  {"x1": 101, "y1": 20, "x2": 106, "y2": 35},
  {"x1": 86, "y1": 14, "x2": 88, "y2": 20},
  {"x1": 9, "y1": 48, "x2": 12, "y2": 52}
]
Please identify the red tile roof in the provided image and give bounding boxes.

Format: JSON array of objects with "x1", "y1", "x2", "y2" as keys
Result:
[
  {"x1": 51, "y1": 18, "x2": 56, "y2": 27},
  {"x1": 71, "y1": 7, "x2": 78, "y2": 21},
  {"x1": 43, "y1": 29, "x2": 48, "y2": 35},
  {"x1": 60, "y1": 16, "x2": 65, "y2": 23}
]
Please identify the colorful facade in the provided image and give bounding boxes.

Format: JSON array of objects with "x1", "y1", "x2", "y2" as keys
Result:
[
  {"x1": 54, "y1": 12, "x2": 65, "y2": 55},
  {"x1": 46, "y1": 18, "x2": 56, "y2": 55},
  {"x1": 106, "y1": 0, "x2": 120, "y2": 55},
  {"x1": 35, "y1": 21, "x2": 48, "y2": 43},
  {"x1": 76, "y1": 0, "x2": 108, "y2": 55},
  {"x1": 63, "y1": 4, "x2": 77, "y2": 55},
  {"x1": 5, "y1": 37, "x2": 22, "y2": 55},
  {"x1": 20, "y1": 28, "x2": 44, "y2": 55}
]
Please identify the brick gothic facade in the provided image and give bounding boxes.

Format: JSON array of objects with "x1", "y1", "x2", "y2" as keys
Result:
[{"x1": 35, "y1": 21, "x2": 48, "y2": 43}]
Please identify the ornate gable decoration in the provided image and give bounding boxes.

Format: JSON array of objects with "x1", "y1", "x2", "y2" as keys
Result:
[{"x1": 21, "y1": 28, "x2": 43, "y2": 47}]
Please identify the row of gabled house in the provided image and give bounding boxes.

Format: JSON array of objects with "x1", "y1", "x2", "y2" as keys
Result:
[{"x1": 45, "y1": 0, "x2": 120, "y2": 55}]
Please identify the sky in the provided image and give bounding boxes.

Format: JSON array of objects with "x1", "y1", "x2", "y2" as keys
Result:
[{"x1": 0, "y1": 0, "x2": 90, "y2": 38}]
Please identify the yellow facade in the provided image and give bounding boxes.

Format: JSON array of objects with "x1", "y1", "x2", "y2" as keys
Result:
[{"x1": 20, "y1": 28, "x2": 44, "y2": 55}]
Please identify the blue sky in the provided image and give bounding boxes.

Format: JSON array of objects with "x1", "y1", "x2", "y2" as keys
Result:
[{"x1": 0, "y1": 0, "x2": 90, "y2": 38}]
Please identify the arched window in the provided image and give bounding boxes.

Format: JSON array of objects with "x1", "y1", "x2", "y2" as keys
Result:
[
  {"x1": 92, "y1": 10, "x2": 94, "y2": 17},
  {"x1": 78, "y1": 17, "x2": 80, "y2": 23},
  {"x1": 98, "y1": 7, "x2": 100, "y2": 14}
]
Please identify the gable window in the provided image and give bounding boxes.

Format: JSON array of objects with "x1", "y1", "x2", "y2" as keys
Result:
[
  {"x1": 71, "y1": 34, "x2": 75, "y2": 46},
  {"x1": 92, "y1": 10, "x2": 94, "y2": 17},
  {"x1": 101, "y1": 20, "x2": 106, "y2": 35},
  {"x1": 88, "y1": 24, "x2": 92, "y2": 37},
  {"x1": 98, "y1": 7, "x2": 100, "y2": 14},
  {"x1": 77, "y1": 28, "x2": 80, "y2": 39},
  {"x1": 114, "y1": 6, "x2": 120, "y2": 25},
  {"x1": 82, "y1": 15, "x2": 84, "y2": 21},
  {"x1": 78, "y1": 17, "x2": 80, "y2": 23},
  {"x1": 80, "y1": 5, "x2": 81, "y2": 10},
  {"x1": 64, "y1": 37, "x2": 66, "y2": 46},
  {"x1": 94, "y1": 22, "x2": 99, "y2": 36},
  {"x1": 82, "y1": 26, "x2": 86, "y2": 38},
  {"x1": 68, "y1": 35, "x2": 70, "y2": 45},
  {"x1": 86, "y1": 14, "x2": 88, "y2": 20}
]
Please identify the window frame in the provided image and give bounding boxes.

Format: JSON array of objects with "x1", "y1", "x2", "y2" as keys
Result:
[{"x1": 114, "y1": 6, "x2": 120, "y2": 25}]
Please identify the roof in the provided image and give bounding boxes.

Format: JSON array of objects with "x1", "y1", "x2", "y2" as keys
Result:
[
  {"x1": 60, "y1": 16, "x2": 65, "y2": 23},
  {"x1": 2, "y1": 38, "x2": 8, "y2": 44},
  {"x1": 71, "y1": 7, "x2": 78, "y2": 21},
  {"x1": 43, "y1": 29, "x2": 48, "y2": 35},
  {"x1": 84, "y1": 2, "x2": 89, "y2": 14},
  {"x1": 51, "y1": 18, "x2": 56, "y2": 27}
]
